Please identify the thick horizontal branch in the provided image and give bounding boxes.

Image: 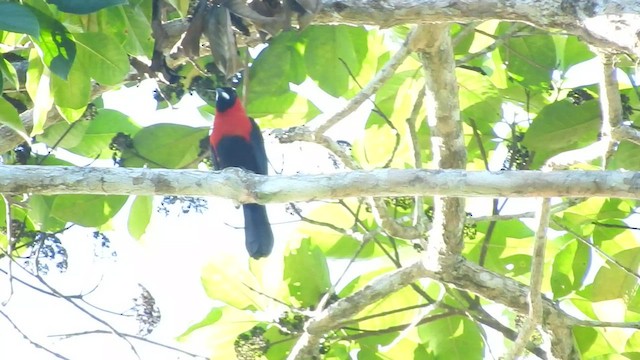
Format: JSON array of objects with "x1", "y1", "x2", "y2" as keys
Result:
[
  {"x1": 318, "y1": 0, "x2": 640, "y2": 56},
  {"x1": 1, "y1": 166, "x2": 639, "y2": 201}
]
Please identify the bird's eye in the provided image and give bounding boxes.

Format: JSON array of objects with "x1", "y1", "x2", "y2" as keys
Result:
[{"x1": 216, "y1": 88, "x2": 232, "y2": 101}]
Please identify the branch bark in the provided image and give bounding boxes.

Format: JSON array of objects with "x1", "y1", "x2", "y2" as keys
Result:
[
  {"x1": 316, "y1": 0, "x2": 640, "y2": 56},
  {"x1": 0, "y1": 166, "x2": 639, "y2": 200},
  {"x1": 288, "y1": 255, "x2": 594, "y2": 360},
  {"x1": 415, "y1": 24, "x2": 467, "y2": 268}
]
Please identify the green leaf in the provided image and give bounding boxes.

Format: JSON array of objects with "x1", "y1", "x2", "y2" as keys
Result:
[
  {"x1": 303, "y1": 25, "x2": 368, "y2": 97},
  {"x1": 128, "y1": 124, "x2": 208, "y2": 169},
  {"x1": 74, "y1": 32, "x2": 130, "y2": 85},
  {"x1": 498, "y1": 83, "x2": 550, "y2": 114},
  {"x1": 0, "y1": 59, "x2": 4, "y2": 91},
  {"x1": 250, "y1": 93, "x2": 320, "y2": 128},
  {"x1": 358, "y1": 333, "x2": 421, "y2": 358},
  {"x1": 340, "y1": 267, "x2": 392, "y2": 297},
  {"x1": 458, "y1": 68, "x2": 501, "y2": 133},
  {"x1": 597, "y1": 198, "x2": 634, "y2": 221},
  {"x1": 177, "y1": 306, "x2": 257, "y2": 358},
  {"x1": 297, "y1": 201, "x2": 380, "y2": 258},
  {"x1": 128, "y1": 196, "x2": 152, "y2": 240},
  {"x1": 608, "y1": 142, "x2": 640, "y2": 170},
  {"x1": 99, "y1": 5, "x2": 153, "y2": 57},
  {"x1": 264, "y1": 325, "x2": 298, "y2": 359},
  {"x1": 522, "y1": 100, "x2": 600, "y2": 168},
  {"x1": 50, "y1": 195, "x2": 127, "y2": 227},
  {"x1": 164, "y1": 0, "x2": 190, "y2": 16},
  {"x1": 38, "y1": 118, "x2": 90, "y2": 149},
  {"x1": 574, "y1": 327, "x2": 614, "y2": 358},
  {"x1": 50, "y1": 60, "x2": 91, "y2": 109},
  {"x1": 594, "y1": 222, "x2": 637, "y2": 259},
  {"x1": 349, "y1": 28, "x2": 389, "y2": 94},
  {"x1": 28, "y1": 195, "x2": 66, "y2": 231},
  {"x1": 0, "y1": 97, "x2": 29, "y2": 142},
  {"x1": 355, "y1": 124, "x2": 401, "y2": 168},
  {"x1": 625, "y1": 331, "x2": 640, "y2": 356},
  {"x1": 177, "y1": 307, "x2": 223, "y2": 339},
  {"x1": 497, "y1": 24, "x2": 556, "y2": 88},
  {"x1": 417, "y1": 316, "x2": 484, "y2": 359},
  {"x1": 0, "y1": 3, "x2": 40, "y2": 37},
  {"x1": 452, "y1": 23, "x2": 475, "y2": 56},
  {"x1": 26, "y1": 49, "x2": 53, "y2": 136},
  {"x1": 587, "y1": 247, "x2": 640, "y2": 302},
  {"x1": 0, "y1": 201, "x2": 35, "y2": 250},
  {"x1": 67, "y1": 109, "x2": 141, "y2": 158},
  {"x1": 56, "y1": 105, "x2": 87, "y2": 122},
  {"x1": 551, "y1": 239, "x2": 589, "y2": 299},
  {"x1": 556, "y1": 35, "x2": 596, "y2": 73},
  {"x1": 464, "y1": 219, "x2": 534, "y2": 277},
  {"x1": 201, "y1": 256, "x2": 263, "y2": 310},
  {"x1": 283, "y1": 238, "x2": 330, "y2": 307},
  {"x1": 248, "y1": 31, "x2": 305, "y2": 100},
  {"x1": 47, "y1": 0, "x2": 127, "y2": 14},
  {"x1": 29, "y1": 7, "x2": 76, "y2": 80}
]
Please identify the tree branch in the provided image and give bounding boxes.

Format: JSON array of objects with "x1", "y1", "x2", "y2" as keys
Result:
[
  {"x1": 0, "y1": 309, "x2": 71, "y2": 360},
  {"x1": 0, "y1": 166, "x2": 638, "y2": 200},
  {"x1": 50, "y1": 330, "x2": 208, "y2": 359},
  {"x1": 312, "y1": 25, "x2": 414, "y2": 135},
  {"x1": 316, "y1": 0, "x2": 640, "y2": 56},
  {"x1": 414, "y1": 24, "x2": 467, "y2": 268},
  {"x1": 505, "y1": 198, "x2": 552, "y2": 359}
]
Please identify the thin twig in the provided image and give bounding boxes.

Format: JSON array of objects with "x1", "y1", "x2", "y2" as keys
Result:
[
  {"x1": 568, "y1": 319, "x2": 640, "y2": 329},
  {"x1": 505, "y1": 198, "x2": 551, "y2": 359},
  {"x1": 592, "y1": 221, "x2": 640, "y2": 231},
  {"x1": 469, "y1": 117, "x2": 503, "y2": 270},
  {"x1": 406, "y1": 87, "x2": 427, "y2": 233},
  {"x1": 0, "y1": 310, "x2": 71, "y2": 360},
  {"x1": 36, "y1": 121, "x2": 80, "y2": 165},
  {"x1": 553, "y1": 219, "x2": 640, "y2": 282},
  {"x1": 0, "y1": 249, "x2": 142, "y2": 359},
  {"x1": 474, "y1": 313, "x2": 547, "y2": 359},
  {"x1": 314, "y1": 27, "x2": 416, "y2": 135},
  {"x1": 598, "y1": 52, "x2": 623, "y2": 168},
  {"x1": 2, "y1": 194, "x2": 15, "y2": 305},
  {"x1": 50, "y1": 330, "x2": 209, "y2": 359},
  {"x1": 451, "y1": 22, "x2": 480, "y2": 48},
  {"x1": 342, "y1": 310, "x2": 460, "y2": 341},
  {"x1": 337, "y1": 57, "x2": 401, "y2": 168},
  {"x1": 468, "y1": 199, "x2": 580, "y2": 223},
  {"x1": 456, "y1": 25, "x2": 526, "y2": 65},
  {"x1": 343, "y1": 302, "x2": 433, "y2": 325}
]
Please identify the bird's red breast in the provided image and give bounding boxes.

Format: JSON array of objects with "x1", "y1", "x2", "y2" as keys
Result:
[{"x1": 210, "y1": 99, "x2": 253, "y2": 149}]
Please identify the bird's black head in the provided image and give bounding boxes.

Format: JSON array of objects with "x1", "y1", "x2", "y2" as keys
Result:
[{"x1": 215, "y1": 87, "x2": 237, "y2": 112}]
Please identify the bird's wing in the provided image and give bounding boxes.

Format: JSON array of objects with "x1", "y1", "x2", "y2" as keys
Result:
[
  {"x1": 210, "y1": 143, "x2": 222, "y2": 170},
  {"x1": 249, "y1": 117, "x2": 269, "y2": 175}
]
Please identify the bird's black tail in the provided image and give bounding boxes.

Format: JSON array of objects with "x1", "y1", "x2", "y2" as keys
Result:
[{"x1": 242, "y1": 204, "x2": 274, "y2": 259}]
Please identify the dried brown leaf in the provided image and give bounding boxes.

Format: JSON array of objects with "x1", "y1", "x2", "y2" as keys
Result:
[
  {"x1": 204, "y1": 5, "x2": 243, "y2": 77},
  {"x1": 180, "y1": 1, "x2": 208, "y2": 58},
  {"x1": 224, "y1": 0, "x2": 284, "y2": 36}
]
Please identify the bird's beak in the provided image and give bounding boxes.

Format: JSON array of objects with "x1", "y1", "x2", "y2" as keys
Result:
[{"x1": 215, "y1": 88, "x2": 230, "y2": 101}]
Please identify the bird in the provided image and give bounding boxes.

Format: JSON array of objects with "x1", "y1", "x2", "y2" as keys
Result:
[{"x1": 209, "y1": 87, "x2": 274, "y2": 259}]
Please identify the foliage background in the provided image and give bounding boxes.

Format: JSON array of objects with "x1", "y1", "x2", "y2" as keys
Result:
[{"x1": 0, "y1": 0, "x2": 640, "y2": 359}]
